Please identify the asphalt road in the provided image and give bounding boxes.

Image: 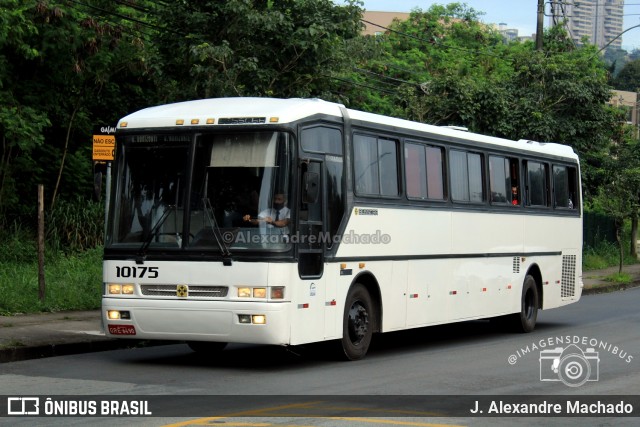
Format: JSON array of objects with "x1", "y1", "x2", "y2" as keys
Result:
[{"x1": 1, "y1": 288, "x2": 639, "y2": 426}]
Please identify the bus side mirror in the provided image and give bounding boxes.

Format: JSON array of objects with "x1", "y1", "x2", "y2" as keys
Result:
[{"x1": 302, "y1": 171, "x2": 319, "y2": 204}]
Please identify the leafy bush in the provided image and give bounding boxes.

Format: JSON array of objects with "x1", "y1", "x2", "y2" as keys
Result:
[
  {"x1": 583, "y1": 239, "x2": 638, "y2": 271},
  {"x1": 0, "y1": 221, "x2": 37, "y2": 263},
  {"x1": 47, "y1": 197, "x2": 105, "y2": 253}
]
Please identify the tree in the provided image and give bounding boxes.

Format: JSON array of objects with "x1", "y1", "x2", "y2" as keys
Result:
[
  {"x1": 0, "y1": 0, "x2": 50, "y2": 219},
  {"x1": 611, "y1": 59, "x2": 640, "y2": 92},
  {"x1": 152, "y1": 0, "x2": 363, "y2": 101},
  {"x1": 591, "y1": 126, "x2": 640, "y2": 272},
  {"x1": 0, "y1": 0, "x2": 154, "y2": 223},
  {"x1": 333, "y1": 3, "x2": 513, "y2": 129}
]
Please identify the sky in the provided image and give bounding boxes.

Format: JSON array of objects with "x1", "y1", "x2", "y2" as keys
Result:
[{"x1": 357, "y1": 0, "x2": 640, "y2": 50}]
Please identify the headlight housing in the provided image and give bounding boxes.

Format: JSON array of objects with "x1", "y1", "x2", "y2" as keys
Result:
[{"x1": 106, "y1": 283, "x2": 135, "y2": 295}]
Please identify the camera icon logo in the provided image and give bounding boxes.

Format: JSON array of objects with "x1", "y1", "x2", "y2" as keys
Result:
[{"x1": 539, "y1": 344, "x2": 600, "y2": 387}]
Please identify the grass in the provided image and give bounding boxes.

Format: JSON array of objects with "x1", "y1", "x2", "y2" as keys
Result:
[
  {"x1": 1, "y1": 203, "x2": 104, "y2": 315},
  {"x1": 583, "y1": 240, "x2": 639, "y2": 271},
  {"x1": 603, "y1": 273, "x2": 632, "y2": 284},
  {"x1": 0, "y1": 339, "x2": 26, "y2": 349},
  {"x1": 0, "y1": 246, "x2": 103, "y2": 316}
]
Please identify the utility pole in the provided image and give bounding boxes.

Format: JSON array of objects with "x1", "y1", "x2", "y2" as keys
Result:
[{"x1": 536, "y1": 0, "x2": 545, "y2": 50}]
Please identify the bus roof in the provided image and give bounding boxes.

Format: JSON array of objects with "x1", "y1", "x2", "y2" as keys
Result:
[{"x1": 118, "y1": 97, "x2": 578, "y2": 160}]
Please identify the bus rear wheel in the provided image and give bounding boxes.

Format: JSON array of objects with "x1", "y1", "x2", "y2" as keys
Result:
[
  {"x1": 340, "y1": 284, "x2": 374, "y2": 361},
  {"x1": 513, "y1": 275, "x2": 539, "y2": 332}
]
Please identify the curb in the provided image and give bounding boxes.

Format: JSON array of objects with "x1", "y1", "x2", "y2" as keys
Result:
[
  {"x1": 582, "y1": 281, "x2": 640, "y2": 295},
  {"x1": 0, "y1": 339, "x2": 168, "y2": 364}
]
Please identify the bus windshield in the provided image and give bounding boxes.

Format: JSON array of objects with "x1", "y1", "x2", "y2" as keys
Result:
[{"x1": 106, "y1": 131, "x2": 293, "y2": 253}]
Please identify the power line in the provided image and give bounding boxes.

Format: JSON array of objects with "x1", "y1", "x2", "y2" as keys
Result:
[
  {"x1": 65, "y1": 1, "x2": 158, "y2": 40},
  {"x1": 111, "y1": 0, "x2": 157, "y2": 15},
  {"x1": 67, "y1": 0, "x2": 182, "y2": 35},
  {"x1": 352, "y1": 67, "x2": 414, "y2": 87},
  {"x1": 597, "y1": 24, "x2": 640, "y2": 54}
]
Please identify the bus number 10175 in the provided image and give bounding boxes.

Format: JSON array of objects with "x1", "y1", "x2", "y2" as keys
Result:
[{"x1": 115, "y1": 266, "x2": 159, "y2": 279}]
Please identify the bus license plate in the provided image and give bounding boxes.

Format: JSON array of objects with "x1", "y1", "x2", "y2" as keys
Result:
[{"x1": 108, "y1": 325, "x2": 136, "y2": 335}]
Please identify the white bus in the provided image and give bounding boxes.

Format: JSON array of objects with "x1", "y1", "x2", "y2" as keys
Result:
[{"x1": 102, "y1": 97, "x2": 583, "y2": 360}]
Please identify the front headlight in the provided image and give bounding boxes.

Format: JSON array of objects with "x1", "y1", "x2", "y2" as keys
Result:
[
  {"x1": 237, "y1": 286, "x2": 285, "y2": 300},
  {"x1": 106, "y1": 283, "x2": 135, "y2": 295},
  {"x1": 252, "y1": 288, "x2": 267, "y2": 298}
]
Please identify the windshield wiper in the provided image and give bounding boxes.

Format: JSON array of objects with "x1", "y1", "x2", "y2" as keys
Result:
[
  {"x1": 202, "y1": 198, "x2": 231, "y2": 258},
  {"x1": 136, "y1": 205, "x2": 175, "y2": 263}
]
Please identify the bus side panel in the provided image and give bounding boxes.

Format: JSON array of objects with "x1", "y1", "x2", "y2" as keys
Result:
[
  {"x1": 288, "y1": 265, "x2": 326, "y2": 346},
  {"x1": 524, "y1": 215, "x2": 583, "y2": 309}
]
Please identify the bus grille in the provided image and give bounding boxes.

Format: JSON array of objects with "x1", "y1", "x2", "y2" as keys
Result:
[
  {"x1": 561, "y1": 255, "x2": 576, "y2": 298},
  {"x1": 512, "y1": 257, "x2": 520, "y2": 273},
  {"x1": 140, "y1": 284, "x2": 229, "y2": 298}
]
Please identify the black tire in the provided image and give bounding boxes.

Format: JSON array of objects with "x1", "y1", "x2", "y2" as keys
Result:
[
  {"x1": 513, "y1": 274, "x2": 539, "y2": 332},
  {"x1": 187, "y1": 341, "x2": 228, "y2": 354},
  {"x1": 340, "y1": 284, "x2": 374, "y2": 361}
]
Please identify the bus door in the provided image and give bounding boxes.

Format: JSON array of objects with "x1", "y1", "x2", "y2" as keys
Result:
[{"x1": 294, "y1": 157, "x2": 327, "y2": 343}]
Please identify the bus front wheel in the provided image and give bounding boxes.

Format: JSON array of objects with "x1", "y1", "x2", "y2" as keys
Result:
[{"x1": 340, "y1": 284, "x2": 374, "y2": 361}]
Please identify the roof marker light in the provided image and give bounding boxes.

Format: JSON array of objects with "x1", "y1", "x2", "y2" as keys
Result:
[
  {"x1": 176, "y1": 119, "x2": 184, "y2": 125},
  {"x1": 206, "y1": 118, "x2": 215, "y2": 124},
  {"x1": 269, "y1": 117, "x2": 279, "y2": 123},
  {"x1": 120, "y1": 122, "x2": 128, "y2": 128},
  {"x1": 191, "y1": 119, "x2": 200, "y2": 125}
]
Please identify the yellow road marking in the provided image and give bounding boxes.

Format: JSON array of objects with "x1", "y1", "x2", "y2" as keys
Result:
[
  {"x1": 328, "y1": 418, "x2": 465, "y2": 427},
  {"x1": 161, "y1": 400, "x2": 465, "y2": 427},
  {"x1": 162, "y1": 401, "x2": 324, "y2": 426}
]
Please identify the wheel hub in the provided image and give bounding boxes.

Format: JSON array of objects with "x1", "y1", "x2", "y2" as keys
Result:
[{"x1": 348, "y1": 302, "x2": 369, "y2": 344}]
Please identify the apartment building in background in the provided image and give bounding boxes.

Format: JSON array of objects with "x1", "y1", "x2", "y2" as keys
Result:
[
  {"x1": 548, "y1": 0, "x2": 624, "y2": 50},
  {"x1": 609, "y1": 90, "x2": 640, "y2": 136},
  {"x1": 361, "y1": 11, "x2": 410, "y2": 36},
  {"x1": 361, "y1": 11, "x2": 532, "y2": 43}
]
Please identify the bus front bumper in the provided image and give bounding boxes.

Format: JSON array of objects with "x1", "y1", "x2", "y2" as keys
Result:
[{"x1": 102, "y1": 298, "x2": 291, "y2": 345}]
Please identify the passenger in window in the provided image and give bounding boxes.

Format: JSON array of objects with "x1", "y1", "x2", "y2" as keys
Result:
[
  {"x1": 511, "y1": 186, "x2": 519, "y2": 205},
  {"x1": 568, "y1": 198, "x2": 574, "y2": 209},
  {"x1": 243, "y1": 193, "x2": 290, "y2": 230}
]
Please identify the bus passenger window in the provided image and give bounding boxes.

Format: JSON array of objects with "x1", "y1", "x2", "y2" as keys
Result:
[
  {"x1": 553, "y1": 165, "x2": 578, "y2": 209},
  {"x1": 354, "y1": 134, "x2": 399, "y2": 197},
  {"x1": 526, "y1": 161, "x2": 549, "y2": 207},
  {"x1": 489, "y1": 155, "x2": 519, "y2": 206},
  {"x1": 451, "y1": 150, "x2": 484, "y2": 203},
  {"x1": 405, "y1": 143, "x2": 428, "y2": 199}
]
